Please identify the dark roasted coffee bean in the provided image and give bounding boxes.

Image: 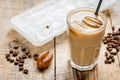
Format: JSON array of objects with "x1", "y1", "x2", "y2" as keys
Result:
[
  {"x1": 116, "y1": 44, "x2": 119, "y2": 47},
  {"x1": 113, "y1": 40, "x2": 118, "y2": 44},
  {"x1": 19, "y1": 67, "x2": 23, "y2": 71},
  {"x1": 118, "y1": 28, "x2": 120, "y2": 31},
  {"x1": 106, "y1": 56, "x2": 110, "y2": 60},
  {"x1": 107, "y1": 33, "x2": 112, "y2": 35},
  {"x1": 34, "y1": 57, "x2": 38, "y2": 61},
  {"x1": 9, "y1": 49, "x2": 13, "y2": 54},
  {"x1": 10, "y1": 59, "x2": 14, "y2": 63},
  {"x1": 25, "y1": 49, "x2": 30, "y2": 55},
  {"x1": 46, "y1": 25, "x2": 49, "y2": 29},
  {"x1": 105, "y1": 52, "x2": 108, "y2": 57},
  {"x1": 105, "y1": 60, "x2": 108, "y2": 64},
  {"x1": 14, "y1": 45, "x2": 19, "y2": 49},
  {"x1": 7, "y1": 57, "x2": 10, "y2": 61},
  {"x1": 21, "y1": 46, "x2": 26, "y2": 52},
  {"x1": 106, "y1": 47, "x2": 112, "y2": 51},
  {"x1": 19, "y1": 56, "x2": 23, "y2": 59},
  {"x1": 16, "y1": 58, "x2": 20, "y2": 61},
  {"x1": 110, "y1": 51, "x2": 117, "y2": 55},
  {"x1": 104, "y1": 36, "x2": 107, "y2": 39},
  {"x1": 22, "y1": 54, "x2": 27, "y2": 59},
  {"x1": 111, "y1": 58, "x2": 115, "y2": 63},
  {"x1": 20, "y1": 59, "x2": 24, "y2": 63},
  {"x1": 114, "y1": 36, "x2": 119, "y2": 40},
  {"x1": 19, "y1": 63, "x2": 23, "y2": 67},
  {"x1": 5, "y1": 54, "x2": 10, "y2": 58},
  {"x1": 23, "y1": 69, "x2": 28, "y2": 74},
  {"x1": 107, "y1": 42, "x2": 113, "y2": 46},
  {"x1": 28, "y1": 54, "x2": 32, "y2": 58},
  {"x1": 112, "y1": 44, "x2": 116, "y2": 48},
  {"x1": 112, "y1": 26, "x2": 115, "y2": 32},
  {"x1": 107, "y1": 45, "x2": 112, "y2": 48},
  {"x1": 12, "y1": 52, "x2": 18, "y2": 57},
  {"x1": 112, "y1": 32, "x2": 116, "y2": 36},
  {"x1": 33, "y1": 54, "x2": 38, "y2": 57},
  {"x1": 115, "y1": 31, "x2": 120, "y2": 35},
  {"x1": 108, "y1": 60, "x2": 112, "y2": 64},
  {"x1": 109, "y1": 55, "x2": 113, "y2": 58},
  {"x1": 14, "y1": 61, "x2": 18, "y2": 65},
  {"x1": 116, "y1": 47, "x2": 119, "y2": 52},
  {"x1": 103, "y1": 40, "x2": 108, "y2": 44}
]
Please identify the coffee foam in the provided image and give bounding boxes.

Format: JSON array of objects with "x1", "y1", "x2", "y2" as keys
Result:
[{"x1": 69, "y1": 10, "x2": 104, "y2": 33}]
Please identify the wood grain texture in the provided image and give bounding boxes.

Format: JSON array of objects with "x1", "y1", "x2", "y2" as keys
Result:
[
  {"x1": 0, "y1": 0, "x2": 120, "y2": 80},
  {"x1": 0, "y1": 0, "x2": 54, "y2": 80}
]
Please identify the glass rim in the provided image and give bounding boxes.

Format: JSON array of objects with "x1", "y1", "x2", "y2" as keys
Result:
[{"x1": 66, "y1": 7, "x2": 107, "y2": 33}]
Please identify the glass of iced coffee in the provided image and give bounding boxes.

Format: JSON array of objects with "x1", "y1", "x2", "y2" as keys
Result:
[{"x1": 67, "y1": 8, "x2": 107, "y2": 71}]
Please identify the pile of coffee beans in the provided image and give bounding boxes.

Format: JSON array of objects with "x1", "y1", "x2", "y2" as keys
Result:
[
  {"x1": 5, "y1": 41, "x2": 35, "y2": 75},
  {"x1": 103, "y1": 26, "x2": 120, "y2": 64}
]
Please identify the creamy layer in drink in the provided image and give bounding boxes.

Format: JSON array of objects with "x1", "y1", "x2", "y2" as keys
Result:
[{"x1": 67, "y1": 8, "x2": 106, "y2": 69}]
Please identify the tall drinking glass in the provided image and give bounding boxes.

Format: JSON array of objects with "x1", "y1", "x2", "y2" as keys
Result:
[{"x1": 67, "y1": 8, "x2": 107, "y2": 71}]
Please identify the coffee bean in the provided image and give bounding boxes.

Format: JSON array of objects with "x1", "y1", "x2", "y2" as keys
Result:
[
  {"x1": 103, "y1": 40, "x2": 108, "y2": 44},
  {"x1": 19, "y1": 63, "x2": 23, "y2": 67},
  {"x1": 5, "y1": 54, "x2": 10, "y2": 58},
  {"x1": 28, "y1": 54, "x2": 32, "y2": 58},
  {"x1": 112, "y1": 44, "x2": 117, "y2": 48},
  {"x1": 21, "y1": 46, "x2": 26, "y2": 52},
  {"x1": 108, "y1": 45, "x2": 112, "y2": 48},
  {"x1": 118, "y1": 28, "x2": 120, "y2": 31},
  {"x1": 108, "y1": 60, "x2": 112, "y2": 64},
  {"x1": 14, "y1": 45, "x2": 19, "y2": 49},
  {"x1": 25, "y1": 49, "x2": 30, "y2": 55},
  {"x1": 19, "y1": 56, "x2": 23, "y2": 59},
  {"x1": 20, "y1": 59, "x2": 24, "y2": 63},
  {"x1": 109, "y1": 55, "x2": 113, "y2": 58},
  {"x1": 19, "y1": 67, "x2": 23, "y2": 71},
  {"x1": 9, "y1": 49, "x2": 13, "y2": 54},
  {"x1": 116, "y1": 47, "x2": 119, "y2": 52},
  {"x1": 113, "y1": 40, "x2": 118, "y2": 44},
  {"x1": 33, "y1": 54, "x2": 38, "y2": 57},
  {"x1": 106, "y1": 56, "x2": 110, "y2": 60},
  {"x1": 107, "y1": 33, "x2": 112, "y2": 35},
  {"x1": 111, "y1": 58, "x2": 115, "y2": 63},
  {"x1": 105, "y1": 60, "x2": 108, "y2": 64},
  {"x1": 16, "y1": 58, "x2": 20, "y2": 61},
  {"x1": 106, "y1": 47, "x2": 112, "y2": 51},
  {"x1": 34, "y1": 57, "x2": 38, "y2": 61},
  {"x1": 112, "y1": 32, "x2": 116, "y2": 36},
  {"x1": 110, "y1": 51, "x2": 117, "y2": 55},
  {"x1": 46, "y1": 25, "x2": 49, "y2": 29},
  {"x1": 105, "y1": 52, "x2": 108, "y2": 57},
  {"x1": 7, "y1": 57, "x2": 10, "y2": 61},
  {"x1": 115, "y1": 31, "x2": 120, "y2": 35},
  {"x1": 116, "y1": 44, "x2": 119, "y2": 47},
  {"x1": 114, "y1": 36, "x2": 119, "y2": 40},
  {"x1": 12, "y1": 52, "x2": 18, "y2": 57},
  {"x1": 14, "y1": 61, "x2": 18, "y2": 65},
  {"x1": 22, "y1": 54, "x2": 27, "y2": 59},
  {"x1": 23, "y1": 69, "x2": 28, "y2": 74},
  {"x1": 10, "y1": 59, "x2": 14, "y2": 63},
  {"x1": 112, "y1": 26, "x2": 115, "y2": 32}
]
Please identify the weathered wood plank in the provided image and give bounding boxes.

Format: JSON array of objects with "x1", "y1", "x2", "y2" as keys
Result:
[
  {"x1": 97, "y1": 10, "x2": 120, "y2": 80},
  {"x1": 56, "y1": 32, "x2": 74, "y2": 80},
  {"x1": 0, "y1": 0, "x2": 54, "y2": 80}
]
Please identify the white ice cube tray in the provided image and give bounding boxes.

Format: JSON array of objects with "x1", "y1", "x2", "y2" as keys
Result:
[{"x1": 11, "y1": 0, "x2": 116, "y2": 46}]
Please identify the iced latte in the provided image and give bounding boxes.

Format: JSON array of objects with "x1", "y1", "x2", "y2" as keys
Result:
[{"x1": 67, "y1": 8, "x2": 107, "y2": 71}]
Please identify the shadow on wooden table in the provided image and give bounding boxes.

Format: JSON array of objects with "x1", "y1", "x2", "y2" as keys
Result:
[{"x1": 72, "y1": 65, "x2": 97, "y2": 80}]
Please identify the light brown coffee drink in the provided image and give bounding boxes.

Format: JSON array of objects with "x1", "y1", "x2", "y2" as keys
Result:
[{"x1": 67, "y1": 8, "x2": 107, "y2": 71}]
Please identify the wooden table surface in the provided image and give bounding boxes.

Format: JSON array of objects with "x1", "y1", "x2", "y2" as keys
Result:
[{"x1": 0, "y1": 0, "x2": 120, "y2": 80}]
